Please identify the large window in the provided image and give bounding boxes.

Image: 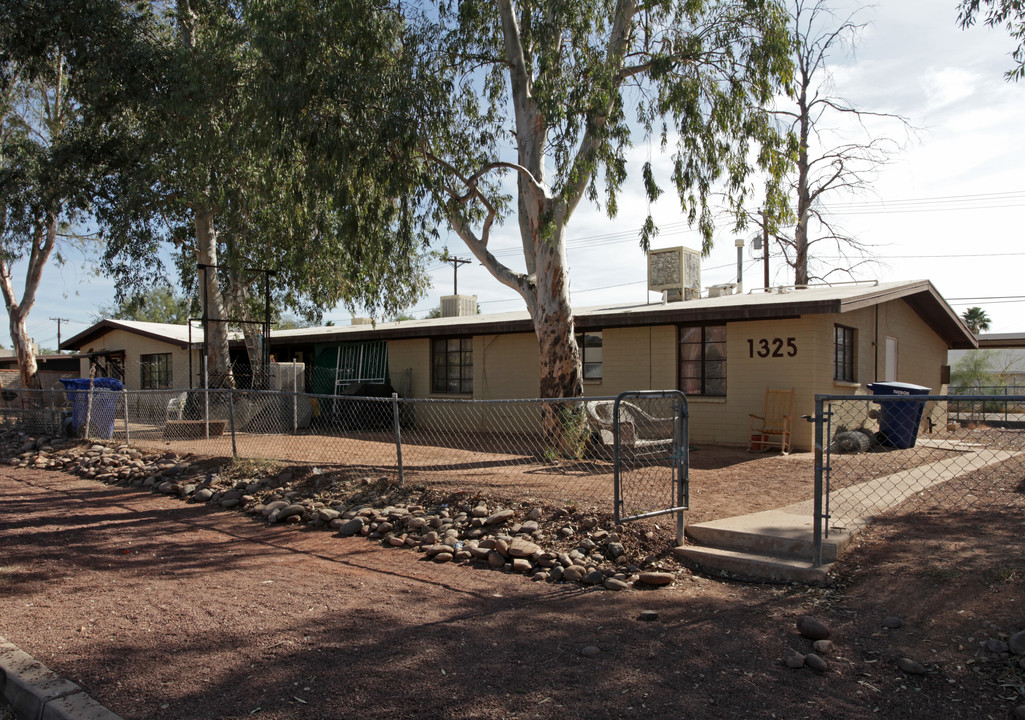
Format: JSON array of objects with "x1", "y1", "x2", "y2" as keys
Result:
[
  {"x1": 141, "y1": 353, "x2": 172, "y2": 389},
  {"x1": 576, "y1": 331, "x2": 603, "y2": 381},
  {"x1": 679, "y1": 325, "x2": 726, "y2": 396},
  {"x1": 432, "y1": 337, "x2": 473, "y2": 394},
  {"x1": 834, "y1": 325, "x2": 856, "y2": 382}
]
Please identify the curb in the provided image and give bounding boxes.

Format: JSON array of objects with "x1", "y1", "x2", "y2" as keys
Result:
[{"x1": 0, "y1": 637, "x2": 122, "y2": 720}]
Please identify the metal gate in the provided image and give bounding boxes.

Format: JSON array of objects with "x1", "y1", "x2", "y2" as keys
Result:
[{"x1": 613, "y1": 390, "x2": 689, "y2": 543}]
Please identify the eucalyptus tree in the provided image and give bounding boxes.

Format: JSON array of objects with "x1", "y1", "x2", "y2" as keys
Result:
[
  {"x1": 98, "y1": 0, "x2": 433, "y2": 385},
  {"x1": 0, "y1": 0, "x2": 151, "y2": 388},
  {"x1": 410, "y1": 0, "x2": 793, "y2": 399},
  {"x1": 959, "y1": 0, "x2": 1025, "y2": 81}
]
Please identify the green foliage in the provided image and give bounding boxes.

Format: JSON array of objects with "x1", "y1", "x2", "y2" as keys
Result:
[
  {"x1": 416, "y1": 0, "x2": 794, "y2": 254},
  {"x1": 950, "y1": 350, "x2": 996, "y2": 389},
  {"x1": 94, "y1": 286, "x2": 195, "y2": 325},
  {"x1": 958, "y1": 0, "x2": 1025, "y2": 81},
  {"x1": 95, "y1": 0, "x2": 434, "y2": 322}
]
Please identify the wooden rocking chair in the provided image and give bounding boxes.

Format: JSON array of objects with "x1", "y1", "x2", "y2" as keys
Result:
[{"x1": 749, "y1": 388, "x2": 794, "y2": 454}]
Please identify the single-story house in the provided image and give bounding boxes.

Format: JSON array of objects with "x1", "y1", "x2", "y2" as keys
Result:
[
  {"x1": 59, "y1": 319, "x2": 206, "y2": 391},
  {"x1": 62, "y1": 279, "x2": 976, "y2": 451}
]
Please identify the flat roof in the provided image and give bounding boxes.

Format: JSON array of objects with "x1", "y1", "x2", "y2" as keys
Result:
[
  {"x1": 270, "y1": 280, "x2": 977, "y2": 350},
  {"x1": 62, "y1": 280, "x2": 978, "y2": 353}
]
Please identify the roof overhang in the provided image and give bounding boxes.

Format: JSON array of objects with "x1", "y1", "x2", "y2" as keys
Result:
[{"x1": 60, "y1": 320, "x2": 200, "y2": 352}]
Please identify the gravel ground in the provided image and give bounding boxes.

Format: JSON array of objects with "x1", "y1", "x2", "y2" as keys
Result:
[{"x1": 1, "y1": 458, "x2": 1023, "y2": 720}]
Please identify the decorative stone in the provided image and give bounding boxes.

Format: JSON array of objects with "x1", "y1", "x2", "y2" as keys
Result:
[
  {"x1": 897, "y1": 657, "x2": 927, "y2": 675},
  {"x1": 812, "y1": 639, "x2": 834, "y2": 655},
  {"x1": 508, "y1": 538, "x2": 541, "y2": 558},
  {"x1": 986, "y1": 638, "x2": 1009, "y2": 654},
  {"x1": 796, "y1": 616, "x2": 831, "y2": 641},
  {"x1": 604, "y1": 577, "x2": 629, "y2": 591},
  {"x1": 636, "y1": 572, "x2": 674, "y2": 586},
  {"x1": 784, "y1": 649, "x2": 805, "y2": 669},
  {"x1": 485, "y1": 509, "x2": 514, "y2": 525},
  {"x1": 638, "y1": 610, "x2": 659, "y2": 622},
  {"x1": 562, "y1": 565, "x2": 586, "y2": 582},
  {"x1": 487, "y1": 550, "x2": 506, "y2": 568},
  {"x1": 336, "y1": 518, "x2": 365, "y2": 537},
  {"x1": 804, "y1": 653, "x2": 827, "y2": 672},
  {"x1": 582, "y1": 570, "x2": 605, "y2": 585},
  {"x1": 1009, "y1": 630, "x2": 1025, "y2": 655},
  {"x1": 580, "y1": 646, "x2": 600, "y2": 657},
  {"x1": 882, "y1": 616, "x2": 903, "y2": 629},
  {"x1": 605, "y1": 542, "x2": 625, "y2": 559},
  {"x1": 511, "y1": 558, "x2": 532, "y2": 573}
]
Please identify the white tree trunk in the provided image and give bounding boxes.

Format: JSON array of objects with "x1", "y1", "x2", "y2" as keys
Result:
[
  {"x1": 195, "y1": 209, "x2": 233, "y2": 387},
  {"x1": 0, "y1": 214, "x2": 57, "y2": 389}
]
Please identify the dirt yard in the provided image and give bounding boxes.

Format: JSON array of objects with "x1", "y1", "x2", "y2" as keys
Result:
[{"x1": 1, "y1": 441, "x2": 1023, "y2": 719}]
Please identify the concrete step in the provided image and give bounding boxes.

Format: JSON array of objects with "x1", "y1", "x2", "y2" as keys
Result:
[
  {"x1": 684, "y1": 521, "x2": 844, "y2": 566},
  {"x1": 673, "y1": 545, "x2": 832, "y2": 584}
]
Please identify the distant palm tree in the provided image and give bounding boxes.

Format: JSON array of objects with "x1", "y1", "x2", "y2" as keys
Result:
[{"x1": 962, "y1": 306, "x2": 992, "y2": 334}]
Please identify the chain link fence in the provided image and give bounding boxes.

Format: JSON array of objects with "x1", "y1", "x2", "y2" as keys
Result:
[
  {"x1": 814, "y1": 394, "x2": 1025, "y2": 553},
  {"x1": 0, "y1": 386, "x2": 685, "y2": 516}
]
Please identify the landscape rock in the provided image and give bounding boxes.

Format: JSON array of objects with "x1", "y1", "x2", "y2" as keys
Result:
[
  {"x1": 796, "y1": 616, "x2": 831, "y2": 641},
  {"x1": 603, "y1": 577, "x2": 629, "y2": 591},
  {"x1": 638, "y1": 610, "x2": 659, "y2": 622},
  {"x1": 636, "y1": 572, "x2": 674, "y2": 587},
  {"x1": 507, "y1": 538, "x2": 541, "y2": 558},
  {"x1": 812, "y1": 639, "x2": 834, "y2": 655},
  {"x1": 897, "y1": 657, "x2": 927, "y2": 675},
  {"x1": 580, "y1": 646, "x2": 600, "y2": 657},
  {"x1": 336, "y1": 518, "x2": 365, "y2": 537},
  {"x1": 882, "y1": 616, "x2": 903, "y2": 629},
  {"x1": 804, "y1": 653, "x2": 827, "y2": 672},
  {"x1": 1009, "y1": 630, "x2": 1025, "y2": 655},
  {"x1": 784, "y1": 649, "x2": 806, "y2": 669},
  {"x1": 986, "y1": 638, "x2": 1009, "y2": 654}
]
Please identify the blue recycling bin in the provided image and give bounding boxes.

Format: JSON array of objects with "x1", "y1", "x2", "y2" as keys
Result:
[
  {"x1": 868, "y1": 381, "x2": 931, "y2": 449},
  {"x1": 60, "y1": 377, "x2": 124, "y2": 438}
]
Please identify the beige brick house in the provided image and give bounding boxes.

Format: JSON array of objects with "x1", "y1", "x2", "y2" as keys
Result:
[
  {"x1": 267, "y1": 280, "x2": 975, "y2": 451},
  {"x1": 63, "y1": 281, "x2": 975, "y2": 451}
]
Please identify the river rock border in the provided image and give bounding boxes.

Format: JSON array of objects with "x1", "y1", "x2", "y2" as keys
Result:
[{"x1": 2, "y1": 431, "x2": 682, "y2": 591}]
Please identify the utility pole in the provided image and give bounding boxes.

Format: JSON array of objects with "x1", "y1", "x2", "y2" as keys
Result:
[
  {"x1": 50, "y1": 317, "x2": 70, "y2": 353},
  {"x1": 442, "y1": 254, "x2": 471, "y2": 295},
  {"x1": 761, "y1": 210, "x2": 770, "y2": 291}
]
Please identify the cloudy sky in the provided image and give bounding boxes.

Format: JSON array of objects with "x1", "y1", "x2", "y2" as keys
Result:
[{"x1": 16, "y1": 1, "x2": 1025, "y2": 351}]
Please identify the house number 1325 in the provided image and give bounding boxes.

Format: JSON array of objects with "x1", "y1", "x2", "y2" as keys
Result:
[{"x1": 747, "y1": 337, "x2": 798, "y2": 358}]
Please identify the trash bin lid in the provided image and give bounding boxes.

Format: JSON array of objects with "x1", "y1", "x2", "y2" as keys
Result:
[
  {"x1": 867, "y1": 381, "x2": 931, "y2": 395},
  {"x1": 59, "y1": 377, "x2": 123, "y2": 391}
]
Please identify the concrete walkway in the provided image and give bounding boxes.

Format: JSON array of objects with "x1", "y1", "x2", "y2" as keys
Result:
[{"x1": 675, "y1": 446, "x2": 1020, "y2": 583}]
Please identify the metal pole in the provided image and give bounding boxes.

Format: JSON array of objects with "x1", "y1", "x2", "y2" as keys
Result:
[
  {"x1": 123, "y1": 390, "x2": 130, "y2": 445},
  {"x1": 762, "y1": 210, "x2": 770, "y2": 290},
  {"x1": 49, "y1": 390, "x2": 55, "y2": 435},
  {"x1": 392, "y1": 393, "x2": 404, "y2": 485},
  {"x1": 812, "y1": 395, "x2": 825, "y2": 567},
  {"x1": 228, "y1": 390, "x2": 238, "y2": 459},
  {"x1": 292, "y1": 367, "x2": 298, "y2": 433},
  {"x1": 84, "y1": 373, "x2": 94, "y2": 441}
]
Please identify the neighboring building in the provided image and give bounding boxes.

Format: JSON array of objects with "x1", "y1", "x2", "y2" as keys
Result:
[
  {"x1": 948, "y1": 332, "x2": 1025, "y2": 389},
  {"x1": 0, "y1": 352, "x2": 80, "y2": 390},
  {"x1": 59, "y1": 319, "x2": 205, "y2": 391},
  {"x1": 62, "y1": 280, "x2": 975, "y2": 451}
]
